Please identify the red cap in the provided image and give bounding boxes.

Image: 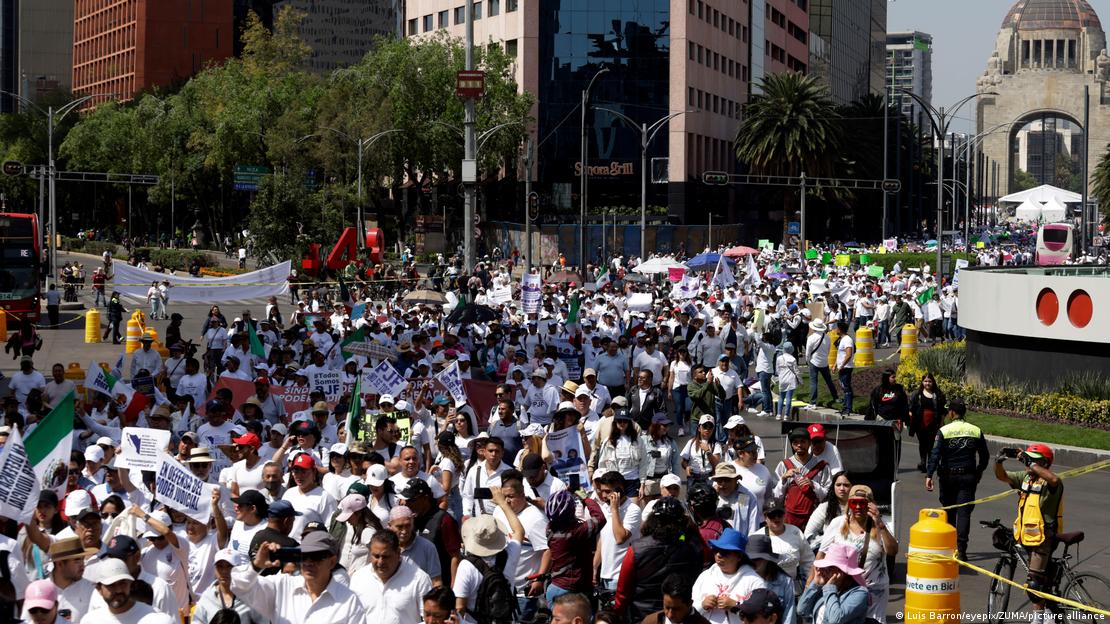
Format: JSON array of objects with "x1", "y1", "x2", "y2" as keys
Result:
[
  {"x1": 254, "y1": 376, "x2": 270, "y2": 385},
  {"x1": 291, "y1": 453, "x2": 316, "y2": 470},
  {"x1": 807, "y1": 423, "x2": 826, "y2": 440},
  {"x1": 232, "y1": 433, "x2": 262, "y2": 449}
]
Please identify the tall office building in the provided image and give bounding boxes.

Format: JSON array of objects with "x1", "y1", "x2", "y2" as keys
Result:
[
  {"x1": 403, "y1": 0, "x2": 764, "y2": 222},
  {"x1": 275, "y1": 0, "x2": 395, "y2": 73},
  {"x1": 808, "y1": 0, "x2": 885, "y2": 104},
  {"x1": 72, "y1": 0, "x2": 233, "y2": 105},
  {"x1": 0, "y1": 0, "x2": 75, "y2": 113},
  {"x1": 886, "y1": 31, "x2": 933, "y2": 129}
]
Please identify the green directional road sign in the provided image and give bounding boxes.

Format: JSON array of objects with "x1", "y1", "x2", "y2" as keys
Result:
[
  {"x1": 233, "y1": 165, "x2": 271, "y2": 191},
  {"x1": 702, "y1": 171, "x2": 729, "y2": 186}
]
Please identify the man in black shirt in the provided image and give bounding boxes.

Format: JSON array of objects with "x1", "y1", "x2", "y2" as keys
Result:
[{"x1": 248, "y1": 500, "x2": 301, "y2": 575}]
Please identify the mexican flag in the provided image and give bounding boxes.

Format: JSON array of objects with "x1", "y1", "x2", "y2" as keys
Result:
[
  {"x1": 916, "y1": 287, "x2": 936, "y2": 306},
  {"x1": 246, "y1": 322, "x2": 267, "y2": 360},
  {"x1": 85, "y1": 361, "x2": 150, "y2": 425},
  {"x1": 345, "y1": 375, "x2": 365, "y2": 442},
  {"x1": 567, "y1": 294, "x2": 580, "y2": 326},
  {"x1": 340, "y1": 326, "x2": 368, "y2": 359},
  {"x1": 595, "y1": 268, "x2": 611, "y2": 290},
  {"x1": 25, "y1": 391, "x2": 76, "y2": 500}
]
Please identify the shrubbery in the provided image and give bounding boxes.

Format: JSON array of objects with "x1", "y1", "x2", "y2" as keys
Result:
[
  {"x1": 60, "y1": 237, "x2": 120, "y2": 258},
  {"x1": 128, "y1": 247, "x2": 214, "y2": 271},
  {"x1": 897, "y1": 342, "x2": 1110, "y2": 427}
]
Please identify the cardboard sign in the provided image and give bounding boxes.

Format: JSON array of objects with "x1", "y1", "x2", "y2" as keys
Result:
[
  {"x1": 120, "y1": 427, "x2": 172, "y2": 471},
  {"x1": 867, "y1": 265, "x2": 885, "y2": 278},
  {"x1": 363, "y1": 360, "x2": 408, "y2": 397},
  {"x1": 805, "y1": 249, "x2": 819, "y2": 260},
  {"x1": 155, "y1": 452, "x2": 215, "y2": 524},
  {"x1": 835, "y1": 254, "x2": 851, "y2": 267},
  {"x1": 434, "y1": 361, "x2": 467, "y2": 405},
  {"x1": 521, "y1": 273, "x2": 542, "y2": 314},
  {"x1": 309, "y1": 370, "x2": 343, "y2": 402},
  {"x1": 488, "y1": 285, "x2": 513, "y2": 305}
]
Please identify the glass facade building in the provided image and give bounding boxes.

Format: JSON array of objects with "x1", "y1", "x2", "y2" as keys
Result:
[
  {"x1": 808, "y1": 0, "x2": 885, "y2": 104},
  {"x1": 535, "y1": 0, "x2": 671, "y2": 213}
]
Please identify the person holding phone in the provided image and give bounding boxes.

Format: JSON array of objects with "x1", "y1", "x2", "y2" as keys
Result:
[
  {"x1": 797, "y1": 543, "x2": 869, "y2": 624},
  {"x1": 814, "y1": 485, "x2": 896, "y2": 622}
]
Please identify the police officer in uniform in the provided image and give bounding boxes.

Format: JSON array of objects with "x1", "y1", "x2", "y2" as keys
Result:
[{"x1": 924, "y1": 399, "x2": 989, "y2": 560}]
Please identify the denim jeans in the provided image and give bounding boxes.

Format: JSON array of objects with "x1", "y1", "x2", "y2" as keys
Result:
[
  {"x1": 94, "y1": 289, "x2": 107, "y2": 307},
  {"x1": 758, "y1": 371, "x2": 773, "y2": 413},
  {"x1": 671, "y1": 385, "x2": 689, "y2": 428},
  {"x1": 714, "y1": 398, "x2": 734, "y2": 443},
  {"x1": 777, "y1": 389, "x2": 794, "y2": 419},
  {"x1": 877, "y1": 320, "x2": 890, "y2": 347},
  {"x1": 546, "y1": 584, "x2": 572, "y2": 603},
  {"x1": 839, "y1": 367, "x2": 854, "y2": 414},
  {"x1": 516, "y1": 596, "x2": 540, "y2": 624},
  {"x1": 809, "y1": 364, "x2": 838, "y2": 404}
]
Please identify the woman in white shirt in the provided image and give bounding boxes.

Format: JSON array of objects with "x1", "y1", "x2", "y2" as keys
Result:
[
  {"x1": 434, "y1": 431, "x2": 465, "y2": 521},
  {"x1": 753, "y1": 499, "x2": 813, "y2": 589},
  {"x1": 451, "y1": 411, "x2": 478, "y2": 461},
  {"x1": 774, "y1": 343, "x2": 800, "y2": 421},
  {"x1": 665, "y1": 347, "x2": 693, "y2": 436},
  {"x1": 593, "y1": 413, "x2": 652, "y2": 496},
  {"x1": 334, "y1": 493, "x2": 382, "y2": 576},
  {"x1": 816, "y1": 484, "x2": 897, "y2": 622},
  {"x1": 732, "y1": 439, "x2": 772, "y2": 511},
  {"x1": 692, "y1": 528, "x2": 768, "y2": 624},
  {"x1": 680, "y1": 415, "x2": 722, "y2": 488},
  {"x1": 804, "y1": 471, "x2": 852, "y2": 552}
]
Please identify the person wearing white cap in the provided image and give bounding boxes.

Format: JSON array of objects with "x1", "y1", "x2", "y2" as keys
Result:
[
  {"x1": 191, "y1": 549, "x2": 265, "y2": 624},
  {"x1": 82, "y1": 445, "x2": 106, "y2": 485},
  {"x1": 131, "y1": 507, "x2": 192, "y2": 612},
  {"x1": 523, "y1": 368, "x2": 559, "y2": 427},
  {"x1": 86, "y1": 556, "x2": 174, "y2": 623}
]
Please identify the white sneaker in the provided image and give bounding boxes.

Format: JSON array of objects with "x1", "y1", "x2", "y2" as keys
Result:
[
  {"x1": 806, "y1": 404, "x2": 817, "y2": 409},
  {"x1": 757, "y1": 411, "x2": 769, "y2": 418},
  {"x1": 678, "y1": 427, "x2": 687, "y2": 437},
  {"x1": 776, "y1": 414, "x2": 785, "y2": 421},
  {"x1": 746, "y1": 407, "x2": 758, "y2": 414}
]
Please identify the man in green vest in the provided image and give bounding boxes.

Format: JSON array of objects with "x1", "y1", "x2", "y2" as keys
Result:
[{"x1": 925, "y1": 399, "x2": 989, "y2": 560}]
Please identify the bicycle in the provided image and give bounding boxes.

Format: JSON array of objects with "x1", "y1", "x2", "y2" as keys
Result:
[{"x1": 980, "y1": 518, "x2": 1110, "y2": 624}]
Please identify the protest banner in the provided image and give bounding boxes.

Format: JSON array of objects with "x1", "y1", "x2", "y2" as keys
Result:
[
  {"x1": 0, "y1": 427, "x2": 39, "y2": 523},
  {"x1": 954, "y1": 258, "x2": 969, "y2": 288},
  {"x1": 626, "y1": 292, "x2": 653, "y2": 312},
  {"x1": 363, "y1": 360, "x2": 408, "y2": 397},
  {"x1": 396, "y1": 417, "x2": 412, "y2": 445},
  {"x1": 553, "y1": 338, "x2": 582, "y2": 380},
  {"x1": 667, "y1": 267, "x2": 685, "y2": 282},
  {"x1": 521, "y1": 273, "x2": 542, "y2": 314},
  {"x1": 883, "y1": 238, "x2": 898, "y2": 252},
  {"x1": 544, "y1": 427, "x2": 588, "y2": 489},
  {"x1": 155, "y1": 452, "x2": 214, "y2": 524},
  {"x1": 434, "y1": 361, "x2": 468, "y2": 405},
  {"x1": 120, "y1": 427, "x2": 172, "y2": 471},
  {"x1": 309, "y1": 370, "x2": 343, "y2": 403},
  {"x1": 207, "y1": 378, "x2": 316, "y2": 416},
  {"x1": 671, "y1": 275, "x2": 700, "y2": 299},
  {"x1": 867, "y1": 265, "x2": 885, "y2": 278},
  {"x1": 488, "y1": 285, "x2": 513, "y2": 305}
]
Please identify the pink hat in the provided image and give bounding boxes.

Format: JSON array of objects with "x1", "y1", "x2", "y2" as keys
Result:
[
  {"x1": 814, "y1": 542, "x2": 868, "y2": 587},
  {"x1": 335, "y1": 494, "x2": 367, "y2": 523},
  {"x1": 388, "y1": 505, "x2": 414, "y2": 522},
  {"x1": 24, "y1": 579, "x2": 57, "y2": 611}
]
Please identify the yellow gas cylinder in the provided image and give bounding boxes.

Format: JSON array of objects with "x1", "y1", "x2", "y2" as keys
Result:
[
  {"x1": 854, "y1": 326, "x2": 874, "y2": 368},
  {"x1": 0, "y1": 309, "x2": 7, "y2": 342},
  {"x1": 826, "y1": 328, "x2": 840, "y2": 369},
  {"x1": 901, "y1": 324, "x2": 918, "y2": 361},
  {"x1": 125, "y1": 319, "x2": 142, "y2": 353},
  {"x1": 85, "y1": 308, "x2": 101, "y2": 343},
  {"x1": 66, "y1": 362, "x2": 86, "y2": 403},
  {"x1": 905, "y1": 508, "x2": 961, "y2": 621}
]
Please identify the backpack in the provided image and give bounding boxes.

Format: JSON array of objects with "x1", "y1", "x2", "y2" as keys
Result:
[
  {"x1": 783, "y1": 458, "x2": 827, "y2": 519},
  {"x1": 467, "y1": 551, "x2": 518, "y2": 624}
]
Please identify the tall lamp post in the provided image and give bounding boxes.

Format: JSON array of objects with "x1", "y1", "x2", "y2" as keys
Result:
[
  {"x1": 898, "y1": 89, "x2": 995, "y2": 278},
  {"x1": 0, "y1": 90, "x2": 114, "y2": 282},
  {"x1": 322, "y1": 127, "x2": 404, "y2": 243},
  {"x1": 579, "y1": 68, "x2": 609, "y2": 274},
  {"x1": 592, "y1": 106, "x2": 692, "y2": 260}
]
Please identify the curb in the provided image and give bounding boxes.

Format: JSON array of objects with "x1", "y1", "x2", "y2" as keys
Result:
[{"x1": 796, "y1": 407, "x2": 1110, "y2": 468}]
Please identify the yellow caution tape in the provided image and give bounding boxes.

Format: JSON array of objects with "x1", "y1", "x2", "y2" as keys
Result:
[
  {"x1": 907, "y1": 551, "x2": 1110, "y2": 617},
  {"x1": 939, "y1": 458, "x2": 1110, "y2": 510}
]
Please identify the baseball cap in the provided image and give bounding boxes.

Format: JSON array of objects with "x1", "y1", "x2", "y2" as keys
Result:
[
  {"x1": 96, "y1": 436, "x2": 115, "y2": 448},
  {"x1": 531, "y1": 368, "x2": 547, "y2": 379},
  {"x1": 232, "y1": 432, "x2": 262, "y2": 449},
  {"x1": 89, "y1": 558, "x2": 133, "y2": 585},
  {"x1": 84, "y1": 445, "x2": 105, "y2": 463},
  {"x1": 366, "y1": 464, "x2": 388, "y2": 488},
  {"x1": 397, "y1": 478, "x2": 432, "y2": 500},
  {"x1": 230, "y1": 490, "x2": 269, "y2": 514},
  {"x1": 270, "y1": 423, "x2": 288, "y2": 437},
  {"x1": 724, "y1": 415, "x2": 746, "y2": 430},
  {"x1": 267, "y1": 500, "x2": 303, "y2": 519},
  {"x1": 254, "y1": 376, "x2": 270, "y2": 385},
  {"x1": 660, "y1": 474, "x2": 682, "y2": 489},
  {"x1": 214, "y1": 549, "x2": 241, "y2": 566},
  {"x1": 807, "y1": 423, "x2": 826, "y2": 440},
  {"x1": 204, "y1": 399, "x2": 225, "y2": 413},
  {"x1": 104, "y1": 535, "x2": 141, "y2": 559},
  {"x1": 23, "y1": 579, "x2": 58, "y2": 611},
  {"x1": 583, "y1": 368, "x2": 597, "y2": 378},
  {"x1": 788, "y1": 427, "x2": 811, "y2": 441},
  {"x1": 763, "y1": 497, "x2": 786, "y2": 517},
  {"x1": 335, "y1": 494, "x2": 368, "y2": 522},
  {"x1": 329, "y1": 443, "x2": 348, "y2": 456},
  {"x1": 141, "y1": 511, "x2": 172, "y2": 539},
  {"x1": 521, "y1": 454, "x2": 546, "y2": 479},
  {"x1": 299, "y1": 531, "x2": 338, "y2": 556},
  {"x1": 736, "y1": 588, "x2": 784, "y2": 620},
  {"x1": 379, "y1": 394, "x2": 395, "y2": 405},
  {"x1": 291, "y1": 453, "x2": 317, "y2": 470}
]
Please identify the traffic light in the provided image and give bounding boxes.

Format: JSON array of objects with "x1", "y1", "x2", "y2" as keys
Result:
[
  {"x1": 702, "y1": 171, "x2": 730, "y2": 186},
  {"x1": 527, "y1": 192, "x2": 540, "y2": 221}
]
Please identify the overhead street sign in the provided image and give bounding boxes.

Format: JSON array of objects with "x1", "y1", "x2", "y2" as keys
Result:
[
  {"x1": 233, "y1": 164, "x2": 270, "y2": 191},
  {"x1": 456, "y1": 71, "x2": 486, "y2": 98}
]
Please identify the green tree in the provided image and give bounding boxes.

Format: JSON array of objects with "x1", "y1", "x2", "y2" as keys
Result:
[
  {"x1": 1012, "y1": 168, "x2": 1038, "y2": 192},
  {"x1": 247, "y1": 172, "x2": 345, "y2": 261},
  {"x1": 734, "y1": 72, "x2": 842, "y2": 240},
  {"x1": 1091, "y1": 144, "x2": 1110, "y2": 226}
]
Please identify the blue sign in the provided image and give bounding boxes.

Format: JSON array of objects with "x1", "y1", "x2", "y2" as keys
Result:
[{"x1": 787, "y1": 221, "x2": 801, "y2": 235}]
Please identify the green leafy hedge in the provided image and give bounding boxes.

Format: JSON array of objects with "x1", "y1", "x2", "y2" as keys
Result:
[
  {"x1": 60, "y1": 237, "x2": 120, "y2": 258},
  {"x1": 128, "y1": 247, "x2": 214, "y2": 270},
  {"x1": 828, "y1": 252, "x2": 974, "y2": 273},
  {"x1": 897, "y1": 342, "x2": 1110, "y2": 427}
]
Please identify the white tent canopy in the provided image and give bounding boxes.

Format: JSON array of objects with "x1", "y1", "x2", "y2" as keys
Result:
[
  {"x1": 1014, "y1": 199, "x2": 1043, "y2": 222},
  {"x1": 1041, "y1": 197, "x2": 1068, "y2": 223},
  {"x1": 998, "y1": 184, "x2": 1081, "y2": 206},
  {"x1": 632, "y1": 256, "x2": 686, "y2": 274}
]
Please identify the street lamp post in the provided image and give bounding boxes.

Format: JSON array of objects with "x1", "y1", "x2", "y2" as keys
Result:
[
  {"x1": 580, "y1": 68, "x2": 609, "y2": 274},
  {"x1": 592, "y1": 107, "x2": 691, "y2": 260},
  {"x1": 898, "y1": 89, "x2": 995, "y2": 280},
  {"x1": 322, "y1": 127, "x2": 404, "y2": 243}
]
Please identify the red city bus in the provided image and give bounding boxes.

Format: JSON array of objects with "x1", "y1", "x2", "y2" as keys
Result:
[{"x1": 0, "y1": 212, "x2": 42, "y2": 322}]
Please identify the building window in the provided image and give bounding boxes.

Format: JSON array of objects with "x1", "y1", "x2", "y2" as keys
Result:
[
  {"x1": 506, "y1": 38, "x2": 518, "y2": 57},
  {"x1": 713, "y1": 9, "x2": 719, "y2": 28},
  {"x1": 474, "y1": 3, "x2": 481, "y2": 19},
  {"x1": 688, "y1": 86, "x2": 695, "y2": 107},
  {"x1": 438, "y1": 10, "x2": 448, "y2": 28},
  {"x1": 689, "y1": 0, "x2": 695, "y2": 14},
  {"x1": 697, "y1": 90, "x2": 703, "y2": 109},
  {"x1": 423, "y1": 14, "x2": 433, "y2": 31},
  {"x1": 489, "y1": 0, "x2": 499, "y2": 16},
  {"x1": 408, "y1": 18, "x2": 418, "y2": 35},
  {"x1": 697, "y1": 0, "x2": 703, "y2": 18},
  {"x1": 697, "y1": 45, "x2": 703, "y2": 64},
  {"x1": 507, "y1": 0, "x2": 517, "y2": 11},
  {"x1": 454, "y1": 6, "x2": 465, "y2": 24},
  {"x1": 689, "y1": 41, "x2": 695, "y2": 60}
]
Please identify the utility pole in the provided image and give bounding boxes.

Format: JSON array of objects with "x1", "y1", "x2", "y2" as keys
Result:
[
  {"x1": 579, "y1": 68, "x2": 608, "y2": 274},
  {"x1": 524, "y1": 135, "x2": 534, "y2": 270},
  {"x1": 1082, "y1": 85, "x2": 1090, "y2": 257},
  {"x1": 462, "y1": 0, "x2": 477, "y2": 272},
  {"x1": 799, "y1": 173, "x2": 807, "y2": 256}
]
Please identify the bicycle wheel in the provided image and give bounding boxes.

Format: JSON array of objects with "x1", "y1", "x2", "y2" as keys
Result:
[
  {"x1": 1062, "y1": 572, "x2": 1110, "y2": 624},
  {"x1": 988, "y1": 557, "x2": 1017, "y2": 624}
]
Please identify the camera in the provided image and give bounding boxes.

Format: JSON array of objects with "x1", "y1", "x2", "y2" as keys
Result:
[
  {"x1": 474, "y1": 487, "x2": 493, "y2": 500},
  {"x1": 273, "y1": 546, "x2": 302, "y2": 564},
  {"x1": 1002, "y1": 447, "x2": 1021, "y2": 459}
]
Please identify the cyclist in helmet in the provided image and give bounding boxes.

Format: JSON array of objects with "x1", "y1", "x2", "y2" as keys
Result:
[
  {"x1": 614, "y1": 497, "x2": 705, "y2": 622},
  {"x1": 994, "y1": 442, "x2": 1062, "y2": 622},
  {"x1": 544, "y1": 489, "x2": 606, "y2": 603}
]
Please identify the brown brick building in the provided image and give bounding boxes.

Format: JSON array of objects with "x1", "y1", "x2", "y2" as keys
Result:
[{"x1": 72, "y1": 0, "x2": 233, "y2": 104}]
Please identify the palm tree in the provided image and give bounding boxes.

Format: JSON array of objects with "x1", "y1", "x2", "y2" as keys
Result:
[{"x1": 734, "y1": 72, "x2": 842, "y2": 241}]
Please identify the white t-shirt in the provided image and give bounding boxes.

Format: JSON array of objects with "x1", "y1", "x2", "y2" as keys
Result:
[
  {"x1": 453, "y1": 541, "x2": 523, "y2": 623},
  {"x1": 692, "y1": 564, "x2": 767, "y2": 624},
  {"x1": 668, "y1": 360, "x2": 692, "y2": 390},
  {"x1": 493, "y1": 505, "x2": 549, "y2": 586},
  {"x1": 753, "y1": 523, "x2": 813, "y2": 581},
  {"x1": 185, "y1": 532, "x2": 219, "y2": 597},
  {"x1": 633, "y1": 350, "x2": 667, "y2": 386},
  {"x1": 175, "y1": 373, "x2": 208, "y2": 411},
  {"x1": 282, "y1": 485, "x2": 337, "y2": 536},
  {"x1": 229, "y1": 519, "x2": 266, "y2": 560},
  {"x1": 805, "y1": 331, "x2": 832, "y2": 368},
  {"x1": 9, "y1": 370, "x2": 46, "y2": 405},
  {"x1": 836, "y1": 335, "x2": 855, "y2": 369},
  {"x1": 735, "y1": 461, "x2": 772, "y2": 510},
  {"x1": 708, "y1": 367, "x2": 741, "y2": 398},
  {"x1": 229, "y1": 458, "x2": 266, "y2": 492},
  {"x1": 598, "y1": 499, "x2": 642, "y2": 581},
  {"x1": 141, "y1": 543, "x2": 191, "y2": 611},
  {"x1": 80, "y1": 601, "x2": 174, "y2": 624}
]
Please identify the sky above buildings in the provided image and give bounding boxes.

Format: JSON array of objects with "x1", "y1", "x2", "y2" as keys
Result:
[{"x1": 889, "y1": 0, "x2": 1025, "y2": 134}]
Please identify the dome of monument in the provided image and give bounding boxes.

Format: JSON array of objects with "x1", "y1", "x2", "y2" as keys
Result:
[{"x1": 1002, "y1": 0, "x2": 1101, "y2": 31}]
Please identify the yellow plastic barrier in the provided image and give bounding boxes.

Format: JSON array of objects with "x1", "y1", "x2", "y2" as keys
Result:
[
  {"x1": 854, "y1": 327, "x2": 874, "y2": 368},
  {"x1": 66, "y1": 362, "x2": 86, "y2": 403},
  {"x1": 900, "y1": 324, "x2": 918, "y2": 361},
  {"x1": 827, "y1": 328, "x2": 840, "y2": 369},
  {"x1": 905, "y1": 509, "x2": 960, "y2": 621},
  {"x1": 125, "y1": 319, "x2": 142, "y2": 353},
  {"x1": 0, "y1": 309, "x2": 6, "y2": 341},
  {"x1": 85, "y1": 308, "x2": 101, "y2": 343}
]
